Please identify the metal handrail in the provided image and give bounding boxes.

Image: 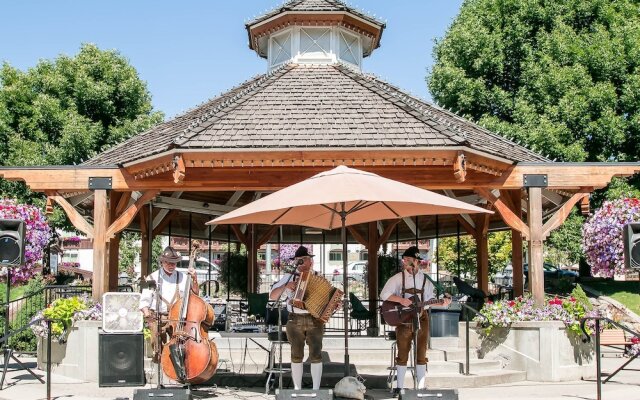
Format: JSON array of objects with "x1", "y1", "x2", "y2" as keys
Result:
[
  {"x1": 580, "y1": 316, "x2": 640, "y2": 400},
  {"x1": 459, "y1": 302, "x2": 490, "y2": 375}
]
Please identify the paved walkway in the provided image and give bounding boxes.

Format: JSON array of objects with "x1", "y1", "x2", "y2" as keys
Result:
[{"x1": 0, "y1": 356, "x2": 637, "y2": 400}]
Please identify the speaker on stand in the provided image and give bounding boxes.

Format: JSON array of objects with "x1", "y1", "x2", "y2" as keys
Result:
[{"x1": 623, "y1": 223, "x2": 640, "y2": 270}]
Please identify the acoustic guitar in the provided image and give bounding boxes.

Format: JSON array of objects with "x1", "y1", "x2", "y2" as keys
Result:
[{"x1": 380, "y1": 297, "x2": 444, "y2": 327}]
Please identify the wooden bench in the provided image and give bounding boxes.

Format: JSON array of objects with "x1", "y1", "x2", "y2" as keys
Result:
[{"x1": 600, "y1": 329, "x2": 632, "y2": 355}]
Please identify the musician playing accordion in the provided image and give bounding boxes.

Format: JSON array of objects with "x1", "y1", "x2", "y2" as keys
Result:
[
  {"x1": 380, "y1": 246, "x2": 451, "y2": 396},
  {"x1": 270, "y1": 246, "x2": 324, "y2": 390}
]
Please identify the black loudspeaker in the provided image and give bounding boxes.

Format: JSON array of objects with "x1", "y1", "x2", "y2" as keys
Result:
[
  {"x1": 400, "y1": 389, "x2": 459, "y2": 400},
  {"x1": 276, "y1": 389, "x2": 333, "y2": 400},
  {"x1": 99, "y1": 333, "x2": 145, "y2": 387},
  {"x1": 623, "y1": 223, "x2": 640, "y2": 270},
  {"x1": 0, "y1": 219, "x2": 25, "y2": 266},
  {"x1": 133, "y1": 388, "x2": 192, "y2": 400}
]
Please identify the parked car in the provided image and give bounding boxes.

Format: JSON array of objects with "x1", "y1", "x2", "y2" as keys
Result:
[
  {"x1": 176, "y1": 256, "x2": 220, "y2": 283},
  {"x1": 493, "y1": 263, "x2": 578, "y2": 287},
  {"x1": 332, "y1": 261, "x2": 367, "y2": 282}
]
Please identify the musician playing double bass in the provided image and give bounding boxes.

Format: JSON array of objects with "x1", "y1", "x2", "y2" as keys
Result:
[
  {"x1": 269, "y1": 246, "x2": 324, "y2": 390},
  {"x1": 380, "y1": 246, "x2": 451, "y2": 396},
  {"x1": 139, "y1": 246, "x2": 198, "y2": 363}
]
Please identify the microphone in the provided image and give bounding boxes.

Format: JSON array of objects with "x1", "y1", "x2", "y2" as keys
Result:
[{"x1": 296, "y1": 258, "x2": 304, "y2": 266}]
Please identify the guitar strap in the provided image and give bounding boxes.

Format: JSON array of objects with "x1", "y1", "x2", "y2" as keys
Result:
[{"x1": 400, "y1": 271, "x2": 427, "y2": 303}]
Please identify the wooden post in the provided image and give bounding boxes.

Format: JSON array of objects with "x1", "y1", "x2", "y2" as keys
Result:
[
  {"x1": 367, "y1": 222, "x2": 379, "y2": 331},
  {"x1": 509, "y1": 190, "x2": 524, "y2": 297},
  {"x1": 527, "y1": 188, "x2": 544, "y2": 306},
  {"x1": 107, "y1": 192, "x2": 122, "y2": 291},
  {"x1": 248, "y1": 224, "x2": 257, "y2": 294},
  {"x1": 474, "y1": 213, "x2": 489, "y2": 295},
  {"x1": 92, "y1": 190, "x2": 109, "y2": 300},
  {"x1": 140, "y1": 207, "x2": 151, "y2": 278}
]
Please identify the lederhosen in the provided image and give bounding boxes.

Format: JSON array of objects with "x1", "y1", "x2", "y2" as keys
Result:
[
  {"x1": 395, "y1": 271, "x2": 430, "y2": 366},
  {"x1": 149, "y1": 270, "x2": 181, "y2": 362}
]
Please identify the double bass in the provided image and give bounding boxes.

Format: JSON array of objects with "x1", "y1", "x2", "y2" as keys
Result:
[{"x1": 161, "y1": 244, "x2": 218, "y2": 384}]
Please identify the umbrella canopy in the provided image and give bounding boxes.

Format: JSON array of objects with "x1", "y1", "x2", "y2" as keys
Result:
[
  {"x1": 208, "y1": 165, "x2": 491, "y2": 228},
  {"x1": 208, "y1": 165, "x2": 492, "y2": 377}
]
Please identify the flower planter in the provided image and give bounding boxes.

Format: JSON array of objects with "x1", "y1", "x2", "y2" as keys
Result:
[
  {"x1": 36, "y1": 320, "x2": 101, "y2": 381},
  {"x1": 462, "y1": 320, "x2": 596, "y2": 381}
]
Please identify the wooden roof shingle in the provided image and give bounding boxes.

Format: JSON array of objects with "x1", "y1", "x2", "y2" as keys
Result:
[{"x1": 84, "y1": 63, "x2": 548, "y2": 167}]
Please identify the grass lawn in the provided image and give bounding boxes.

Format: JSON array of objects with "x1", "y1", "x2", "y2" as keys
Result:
[
  {"x1": 583, "y1": 280, "x2": 640, "y2": 316},
  {"x1": 0, "y1": 284, "x2": 28, "y2": 303}
]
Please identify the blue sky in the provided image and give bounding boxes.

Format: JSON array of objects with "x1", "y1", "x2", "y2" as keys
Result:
[{"x1": 0, "y1": 1, "x2": 463, "y2": 120}]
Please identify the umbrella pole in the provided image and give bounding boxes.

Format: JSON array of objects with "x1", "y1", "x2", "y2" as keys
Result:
[{"x1": 341, "y1": 205, "x2": 350, "y2": 377}]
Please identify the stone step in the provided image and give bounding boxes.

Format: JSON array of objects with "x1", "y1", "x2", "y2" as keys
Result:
[
  {"x1": 429, "y1": 337, "x2": 460, "y2": 349},
  {"x1": 436, "y1": 347, "x2": 478, "y2": 361},
  {"x1": 423, "y1": 369, "x2": 527, "y2": 388}
]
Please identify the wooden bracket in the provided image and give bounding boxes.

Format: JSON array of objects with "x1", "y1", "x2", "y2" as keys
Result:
[
  {"x1": 476, "y1": 187, "x2": 530, "y2": 239},
  {"x1": 231, "y1": 224, "x2": 249, "y2": 246},
  {"x1": 257, "y1": 226, "x2": 278, "y2": 248},
  {"x1": 106, "y1": 190, "x2": 159, "y2": 240},
  {"x1": 347, "y1": 226, "x2": 368, "y2": 247},
  {"x1": 453, "y1": 152, "x2": 467, "y2": 183},
  {"x1": 173, "y1": 154, "x2": 185, "y2": 184},
  {"x1": 50, "y1": 195, "x2": 94, "y2": 238},
  {"x1": 376, "y1": 219, "x2": 401, "y2": 248},
  {"x1": 45, "y1": 197, "x2": 54, "y2": 215},
  {"x1": 580, "y1": 195, "x2": 590, "y2": 216}
]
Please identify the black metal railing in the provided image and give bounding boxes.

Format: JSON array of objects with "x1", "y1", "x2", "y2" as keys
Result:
[
  {"x1": 580, "y1": 317, "x2": 640, "y2": 400},
  {"x1": 458, "y1": 302, "x2": 489, "y2": 375}
]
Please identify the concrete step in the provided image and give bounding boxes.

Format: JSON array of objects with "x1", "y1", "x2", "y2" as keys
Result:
[
  {"x1": 429, "y1": 337, "x2": 459, "y2": 349},
  {"x1": 424, "y1": 369, "x2": 527, "y2": 388},
  {"x1": 436, "y1": 347, "x2": 478, "y2": 361}
]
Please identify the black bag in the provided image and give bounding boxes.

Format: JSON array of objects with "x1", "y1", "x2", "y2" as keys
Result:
[{"x1": 265, "y1": 304, "x2": 289, "y2": 326}]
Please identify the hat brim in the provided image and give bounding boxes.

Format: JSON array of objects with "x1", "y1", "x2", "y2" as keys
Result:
[
  {"x1": 160, "y1": 256, "x2": 181, "y2": 264},
  {"x1": 290, "y1": 254, "x2": 316, "y2": 260}
]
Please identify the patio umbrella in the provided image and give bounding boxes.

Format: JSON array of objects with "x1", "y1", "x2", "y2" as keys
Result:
[{"x1": 207, "y1": 165, "x2": 492, "y2": 376}]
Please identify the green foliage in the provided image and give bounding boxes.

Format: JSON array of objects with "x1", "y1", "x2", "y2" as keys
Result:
[
  {"x1": 219, "y1": 253, "x2": 249, "y2": 297},
  {"x1": 0, "y1": 43, "x2": 163, "y2": 226},
  {"x1": 438, "y1": 232, "x2": 512, "y2": 278},
  {"x1": 546, "y1": 211, "x2": 584, "y2": 268},
  {"x1": 571, "y1": 284, "x2": 592, "y2": 311},
  {"x1": 428, "y1": 0, "x2": 640, "y2": 164},
  {"x1": 6, "y1": 276, "x2": 47, "y2": 351},
  {"x1": 119, "y1": 232, "x2": 141, "y2": 276},
  {"x1": 42, "y1": 297, "x2": 87, "y2": 338},
  {"x1": 377, "y1": 253, "x2": 400, "y2": 291}
]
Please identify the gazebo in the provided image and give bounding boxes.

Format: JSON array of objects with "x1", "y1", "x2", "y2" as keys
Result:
[{"x1": 1, "y1": 0, "x2": 638, "y2": 313}]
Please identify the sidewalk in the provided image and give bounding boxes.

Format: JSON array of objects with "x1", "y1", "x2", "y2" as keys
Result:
[{"x1": 0, "y1": 356, "x2": 637, "y2": 400}]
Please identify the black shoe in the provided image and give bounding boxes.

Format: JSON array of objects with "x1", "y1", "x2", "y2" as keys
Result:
[{"x1": 392, "y1": 388, "x2": 404, "y2": 398}]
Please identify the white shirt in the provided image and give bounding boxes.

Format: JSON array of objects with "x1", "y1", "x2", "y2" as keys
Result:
[
  {"x1": 380, "y1": 271, "x2": 436, "y2": 308},
  {"x1": 270, "y1": 272, "x2": 309, "y2": 314},
  {"x1": 139, "y1": 269, "x2": 189, "y2": 314}
]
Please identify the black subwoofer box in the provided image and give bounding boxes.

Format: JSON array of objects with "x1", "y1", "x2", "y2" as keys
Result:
[{"x1": 98, "y1": 332, "x2": 145, "y2": 387}]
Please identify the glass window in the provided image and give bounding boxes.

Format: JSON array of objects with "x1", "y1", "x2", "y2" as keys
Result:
[
  {"x1": 339, "y1": 30, "x2": 360, "y2": 65},
  {"x1": 329, "y1": 251, "x2": 342, "y2": 261},
  {"x1": 299, "y1": 28, "x2": 331, "y2": 58},
  {"x1": 271, "y1": 31, "x2": 292, "y2": 67}
]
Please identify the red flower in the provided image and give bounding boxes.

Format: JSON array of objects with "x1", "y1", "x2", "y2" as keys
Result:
[
  {"x1": 632, "y1": 337, "x2": 639, "y2": 345},
  {"x1": 508, "y1": 301, "x2": 516, "y2": 307}
]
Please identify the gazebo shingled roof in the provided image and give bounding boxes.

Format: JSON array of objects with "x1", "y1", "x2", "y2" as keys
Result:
[{"x1": 84, "y1": 63, "x2": 547, "y2": 168}]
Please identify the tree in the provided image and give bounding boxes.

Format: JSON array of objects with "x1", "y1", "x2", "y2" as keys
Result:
[
  {"x1": 428, "y1": 0, "x2": 640, "y2": 163},
  {"x1": 0, "y1": 44, "x2": 163, "y2": 221},
  {"x1": 437, "y1": 231, "x2": 512, "y2": 279}
]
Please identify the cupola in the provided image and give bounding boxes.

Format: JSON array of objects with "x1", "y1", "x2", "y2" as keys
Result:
[{"x1": 246, "y1": 0, "x2": 385, "y2": 71}]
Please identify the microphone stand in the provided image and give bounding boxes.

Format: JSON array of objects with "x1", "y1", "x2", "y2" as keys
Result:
[
  {"x1": 411, "y1": 266, "x2": 420, "y2": 390},
  {"x1": 266, "y1": 269, "x2": 297, "y2": 393}
]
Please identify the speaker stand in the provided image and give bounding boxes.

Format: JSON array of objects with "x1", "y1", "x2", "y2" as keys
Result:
[{"x1": 0, "y1": 268, "x2": 44, "y2": 389}]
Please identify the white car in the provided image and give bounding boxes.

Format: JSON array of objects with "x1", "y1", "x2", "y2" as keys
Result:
[
  {"x1": 332, "y1": 261, "x2": 367, "y2": 282},
  {"x1": 176, "y1": 256, "x2": 220, "y2": 283}
]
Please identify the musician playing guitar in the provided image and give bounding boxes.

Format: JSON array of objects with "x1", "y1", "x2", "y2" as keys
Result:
[
  {"x1": 269, "y1": 246, "x2": 324, "y2": 390},
  {"x1": 380, "y1": 246, "x2": 451, "y2": 396}
]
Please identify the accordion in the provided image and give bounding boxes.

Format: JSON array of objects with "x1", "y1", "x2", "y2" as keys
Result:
[{"x1": 292, "y1": 270, "x2": 344, "y2": 323}]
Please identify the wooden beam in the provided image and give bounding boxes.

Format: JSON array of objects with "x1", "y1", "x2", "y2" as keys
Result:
[
  {"x1": 528, "y1": 188, "x2": 545, "y2": 307},
  {"x1": 476, "y1": 187, "x2": 530, "y2": 238},
  {"x1": 230, "y1": 224, "x2": 249, "y2": 246},
  {"x1": 376, "y1": 219, "x2": 401, "y2": 248},
  {"x1": 50, "y1": 195, "x2": 94, "y2": 238},
  {"x1": 153, "y1": 191, "x2": 182, "y2": 228},
  {"x1": 114, "y1": 192, "x2": 132, "y2": 217},
  {"x1": 92, "y1": 190, "x2": 109, "y2": 300},
  {"x1": 257, "y1": 226, "x2": 278, "y2": 247},
  {"x1": 45, "y1": 197, "x2": 54, "y2": 215},
  {"x1": 456, "y1": 215, "x2": 476, "y2": 236},
  {"x1": 106, "y1": 190, "x2": 159, "y2": 240},
  {"x1": 580, "y1": 196, "x2": 590, "y2": 216},
  {"x1": 347, "y1": 226, "x2": 368, "y2": 247},
  {"x1": 173, "y1": 154, "x2": 185, "y2": 184},
  {"x1": 108, "y1": 192, "x2": 122, "y2": 292},
  {"x1": 140, "y1": 207, "x2": 151, "y2": 278},
  {"x1": 508, "y1": 190, "x2": 524, "y2": 297},
  {"x1": 152, "y1": 209, "x2": 179, "y2": 238}
]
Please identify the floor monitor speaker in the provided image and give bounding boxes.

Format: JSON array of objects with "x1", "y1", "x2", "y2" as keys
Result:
[
  {"x1": 400, "y1": 389, "x2": 459, "y2": 400},
  {"x1": 99, "y1": 332, "x2": 145, "y2": 387},
  {"x1": 133, "y1": 388, "x2": 192, "y2": 400},
  {"x1": 276, "y1": 389, "x2": 334, "y2": 400}
]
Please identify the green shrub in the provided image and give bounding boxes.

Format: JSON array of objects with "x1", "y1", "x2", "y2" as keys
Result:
[{"x1": 219, "y1": 253, "x2": 249, "y2": 297}]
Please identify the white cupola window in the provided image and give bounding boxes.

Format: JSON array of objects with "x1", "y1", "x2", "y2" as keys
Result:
[
  {"x1": 299, "y1": 27, "x2": 332, "y2": 61},
  {"x1": 270, "y1": 30, "x2": 293, "y2": 68},
  {"x1": 338, "y1": 30, "x2": 361, "y2": 67}
]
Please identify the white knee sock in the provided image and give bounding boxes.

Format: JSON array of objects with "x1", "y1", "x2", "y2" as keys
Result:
[
  {"x1": 291, "y1": 362, "x2": 303, "y2": 390},
  {"x1": 396, "y1": 365, "x2": 407, "y2": 389},
  {"x1": 416, "y1": 364, "x2": 427, "y2": 389},
  {"x1": 310, "y1": 362, "x2": 322, "y2": 390}
]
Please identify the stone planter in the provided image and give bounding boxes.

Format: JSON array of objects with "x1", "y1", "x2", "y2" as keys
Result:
[
  {"x1": 461, "y1": 321, "x2": 595, "y2": 381},
  {"x1": 36, "y1": 320, "x2": 101, "y2": 381}
]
